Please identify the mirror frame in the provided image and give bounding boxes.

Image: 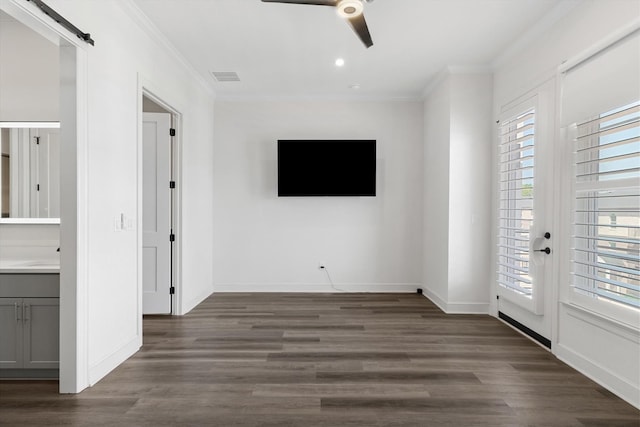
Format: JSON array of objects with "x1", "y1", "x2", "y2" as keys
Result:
[{"x1": 0, "y1": 121, "x2": 61, "y2": 224}]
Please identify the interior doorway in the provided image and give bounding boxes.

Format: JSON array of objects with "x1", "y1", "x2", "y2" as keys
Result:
[
  {"x1": 0, "y1": 0, "x2": 89, "y2": 393},
  {"x1": 141, "y1": 95, "x2": 177, "y2": 315}
]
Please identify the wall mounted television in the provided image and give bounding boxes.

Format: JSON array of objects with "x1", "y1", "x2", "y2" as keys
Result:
[{"x1": 278, "y1": 139, "x2": 376, "y2": 197}]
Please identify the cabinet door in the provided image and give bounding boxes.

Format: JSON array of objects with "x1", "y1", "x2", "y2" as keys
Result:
[
  {"x1": 23, "y1": 298, "x2": 59, "y2": 369},
  {"x1": 0, "y1": 298, "x2": 23, "y2": 369}
]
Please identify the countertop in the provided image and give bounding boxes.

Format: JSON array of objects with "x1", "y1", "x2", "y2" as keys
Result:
[{"x1": 0, "y1": 259, "x2": 60, "y2": 274}]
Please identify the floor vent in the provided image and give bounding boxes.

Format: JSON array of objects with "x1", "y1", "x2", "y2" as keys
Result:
[
  {"x1": 211, "y1": 71, "x2": 240, "y2": 82},
  {"x1": 498, "y1": 311, "x2": 551, "y2": 349}
]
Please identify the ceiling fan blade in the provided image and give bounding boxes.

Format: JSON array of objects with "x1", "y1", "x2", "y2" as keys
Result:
[
  {"x1": 261, "y1": 0, "x2": 339, "y2": 6},
  {"x1": 346, "y1": 13, "x2": 373, "y2": 48}
]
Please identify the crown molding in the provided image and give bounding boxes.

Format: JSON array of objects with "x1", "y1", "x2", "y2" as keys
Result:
[
  {"x1": 421, "y1": 65, "x2": 493, "y2": 100},
  {"x1": 559, "y1": 17, "x2": 640, "y2": 74},
  {"x1": 421, "y1": 1, "x2": 581, "y2": 101},
  {"x1": 492, "y1": 0, "x2": 583, "y2": 70},
  {"x1": 446, "y1": 65, "x2": 493, "y2": 75},
  {"x1": 214, "y1": 93, "x2": 424, "y2": 103},
  {"x1": 421, "y1": 68, "x2": 450, "y2": 100},
  {"x1": 117, "y1": 0, "x2": 215, "y2": 97}
]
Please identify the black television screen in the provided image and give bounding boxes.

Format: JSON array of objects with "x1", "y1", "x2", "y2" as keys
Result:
[{"x1": 278, "y1": 140, "x2": 376, "y2": 197}]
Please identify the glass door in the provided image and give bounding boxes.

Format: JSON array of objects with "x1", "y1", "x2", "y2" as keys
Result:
[{"x1": 496, "y1": 87, "x2": 555, "y2": 346}]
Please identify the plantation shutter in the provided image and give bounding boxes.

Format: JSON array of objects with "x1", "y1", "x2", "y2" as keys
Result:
[
  {"x1": 497, "y1": 108, "x2": 536, "y2": 297},
  {"x1": 562, "y1": 29, "x2": 640, "y2": 309}
]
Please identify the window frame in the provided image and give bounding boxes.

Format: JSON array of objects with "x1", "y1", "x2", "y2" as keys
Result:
[{"x1": 558, "y1": 103, "x2": 640, "y2": 330}]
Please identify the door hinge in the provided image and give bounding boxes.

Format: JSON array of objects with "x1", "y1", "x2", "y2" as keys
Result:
[
  {"x1": 169, "y1": 286, "x2": 175, "y2": 295},
  {"x1": 169, "y1": 181, "x2": 175, "y2": 189},
  {"x1": 169, "y1": 233, "x2": 175, "y2": 242},
  {"x1": 35, "y1": 136, "x2": 40, "y2": 145},
  {"x1": 36, "y1": 184, "x2": 40, "y2": 191},
  {"x1": 169, "y1": 128, "x2": 176, "y2": 137}
]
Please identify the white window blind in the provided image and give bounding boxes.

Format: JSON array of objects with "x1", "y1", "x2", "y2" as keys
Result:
[
  {"x1": 561, "y1": 28, "x2": 640, "y2": 311},
  {"x1": 498, "y1": 108, "x2": 535, "y2": 297},
  {"x1": 572, "y1": 101, "x2": 640, "y2": 309}
]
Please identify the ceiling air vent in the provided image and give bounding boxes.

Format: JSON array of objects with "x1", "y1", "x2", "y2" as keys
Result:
[{"x1": 211, "y1": 71, "x2": 240, "y2": 82}]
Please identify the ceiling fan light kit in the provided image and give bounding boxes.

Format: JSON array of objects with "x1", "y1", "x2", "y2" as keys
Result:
[
  {"x1": 337, "y1": 1, "x2": 363, "y2": 18},
  {"x1": 261, "y1": 0, "x2": 374, "y2": 48}
]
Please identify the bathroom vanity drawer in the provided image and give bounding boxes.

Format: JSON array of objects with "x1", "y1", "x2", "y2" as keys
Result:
[{"x1": 0, "y1": 274, "x2": 59, "y2": 298}]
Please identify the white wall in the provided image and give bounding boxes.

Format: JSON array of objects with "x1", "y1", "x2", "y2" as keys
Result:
[
  {"x1": 0, "y1": 12, "x2": 59, "y2": 121},
  {"x1": 16, "y1": 0, "x2": 216, "y2": 390},
  {"x1": 423, "y1": 78, "x2": 450, "y2": 303},
  {"x1": 422, "y1": 71, "x2": 493, "y2": 313},
  {"x1": 0, "y1": 223, "x2": 59, "y2": 260},
  {"x1": 142, "y1": 96, "x2": 170, "y2": 113},
  {"x1": 212, "y1": 100, "x2": 424, "y2": 292},
  {"x1": 492, "y1": 0, "x2": 640, "y2": 408},
  {"x1": 448, "y1": 74, "x2": 493, "y2": 304}
]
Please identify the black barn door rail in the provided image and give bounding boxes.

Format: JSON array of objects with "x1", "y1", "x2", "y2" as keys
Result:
[{"x1": 26, "y1": 0, "x2": 95, "y2": 45}]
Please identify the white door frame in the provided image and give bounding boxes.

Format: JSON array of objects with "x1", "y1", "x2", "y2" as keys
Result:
[
  {"x1": 137, "y1": 79, "x2": 183, "y2": 323},
  {"x1": 493, "y1": 78, "x2": 557, "y2": 349},
  {"x1": 0, "y1": 0, "x2": 90, "y2": 393}
]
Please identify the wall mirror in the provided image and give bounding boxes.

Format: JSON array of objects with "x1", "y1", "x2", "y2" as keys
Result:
[{"x1": 0, "y1": 122, "x2": 60, "y2": 223}]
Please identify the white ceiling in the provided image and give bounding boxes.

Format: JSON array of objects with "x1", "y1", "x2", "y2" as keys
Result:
[{"x1": 132, "y1": 0, "x2": 566, "y2": 99}]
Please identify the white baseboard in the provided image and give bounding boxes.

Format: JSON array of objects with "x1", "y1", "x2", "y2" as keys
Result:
[
  {"x1": 88, "y1": 335, "x2": 141, "y2": 386},
  {"x1": 180, "y1": 286, "x2": 214, "y2": 315},
  {"x1": 213, "y1": 282, "x2": 420, "y2": 293},
  {"x1": 556, "y1": 343, "x2": 640, "y2": 409},
  {"x1": 421, "y1": 287, "x2": 448, "y2": 312},
  {"x1": 421, "y1": 286, "x2": 490, "y2": 314}
]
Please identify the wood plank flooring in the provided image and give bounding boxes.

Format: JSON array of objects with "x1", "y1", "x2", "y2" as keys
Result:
[{"x1": 1, "y1": 293, "x2": 639, "y2": 426}]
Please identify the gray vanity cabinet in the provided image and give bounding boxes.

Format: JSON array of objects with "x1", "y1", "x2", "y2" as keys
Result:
[
  {"x1": 0, "y1": 273, "x2": 60, "y2": 376},
  {"x1": 0, "y1": 297, "x2": 59, "y2": 370},
  {"x1": 0, "y1": 298, "x2": 23, "y2": 368}
]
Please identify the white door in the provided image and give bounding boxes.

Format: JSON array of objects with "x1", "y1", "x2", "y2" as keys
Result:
[
  {"x1": 143, "y1": 113, "x2": 172, "y2": 314},
  {"x1": 495, "y1": 84, "x2": 555, "y2": 347}
]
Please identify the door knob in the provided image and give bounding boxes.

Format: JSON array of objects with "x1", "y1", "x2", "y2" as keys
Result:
[{"x1": 537, "y1": 247, "x2": 551, "y2": 254}]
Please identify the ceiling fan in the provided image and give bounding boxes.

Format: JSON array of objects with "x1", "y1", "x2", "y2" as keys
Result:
[{"x1": 261, "y1": 0, "x2": 375, "y2": 48}]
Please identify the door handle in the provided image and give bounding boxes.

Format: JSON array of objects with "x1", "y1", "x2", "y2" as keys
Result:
[{"x1": 531, "y1": 232, "x2": 552, "y2": 258}]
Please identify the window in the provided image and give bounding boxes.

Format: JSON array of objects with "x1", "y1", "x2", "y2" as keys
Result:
[
  {"x1": 498, "y1": 108, "x2": 535, "y2": 297},
  {"x1": 572, "y1": 101, "x2": 640, "y2": 309}
]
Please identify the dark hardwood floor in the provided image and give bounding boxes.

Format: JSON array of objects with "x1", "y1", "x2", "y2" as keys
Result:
[{"x1": 1, "y1": 293, "x2": 639, "y2": 426}]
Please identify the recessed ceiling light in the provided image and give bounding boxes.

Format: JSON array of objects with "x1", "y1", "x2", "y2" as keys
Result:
[
  {"x1": 335, "y1": 58, "x2": 345, "y2": 67},
  {"x1": 349, "y1": 83, "x2": 361, "y2": 90}
]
